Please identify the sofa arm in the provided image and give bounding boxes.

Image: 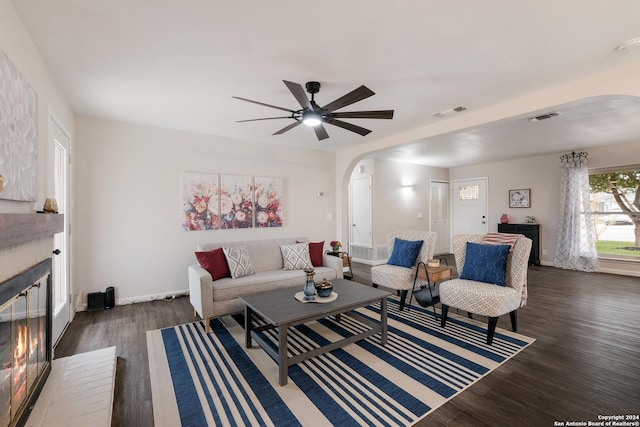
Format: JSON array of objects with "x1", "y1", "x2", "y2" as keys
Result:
[
  {"x1": 188, "y1": 264, "x2": 214, "y2": 319},
  {"x1": 322, "y1": 254, "x2": 344, "y2": 279}
]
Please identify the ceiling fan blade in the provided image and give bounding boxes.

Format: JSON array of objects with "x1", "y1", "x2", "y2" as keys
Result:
[
  {"x1": 236, "y1": 116, "x2": 292, "y2": 122},
  {"x1": 232, "y1": 96, "x2": 295, "y2": 113},
  {"x1": 330, "y1": 110, "x2": 394, "y2": 119},
  {"x1": 325, "y1": 118, "x2": 372, "y2": 136},
  {"x1": 322, "y1": 85, "x2": 375, "y2": 113},
  {"x1": 283, "y1": 80, "x2": 313, "y2": 110},
  {"x1": 273, "y1": 120, "x2": 302, "y2": 135},
  {"x1": 314, "y1": 124, "x2": 330, "y2": 141}
]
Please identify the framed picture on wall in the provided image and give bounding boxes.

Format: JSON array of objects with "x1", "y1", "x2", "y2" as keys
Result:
[{"x1": 509, "y1": 189, "x2": 531, "y2": 208}]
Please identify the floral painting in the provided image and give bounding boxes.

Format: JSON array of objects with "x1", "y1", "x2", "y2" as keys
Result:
[
  {"x1": 0, "y1": 50, "x2": 38, "y2": 202},
  {"x1": 182, "y1": 173, "x2": 219, "y2": 231},
  {"x1": 220, "y1": 175, "x2": 253, "y2": 229},
  {"x1": 255, "y1": 176, "x2": 283, "y2": 228}
]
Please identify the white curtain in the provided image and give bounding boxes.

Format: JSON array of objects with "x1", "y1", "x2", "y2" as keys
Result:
[{"x1": 554, "y1": 152, "x2": 598, "y2": 271}]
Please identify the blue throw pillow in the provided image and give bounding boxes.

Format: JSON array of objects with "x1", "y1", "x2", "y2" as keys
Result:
[
  {"x1": 460, "y1": 242, "x2": 511, "y2": 286},
  {"x1": 387, "y1": 238, "x2": 424, "y2": 268}
]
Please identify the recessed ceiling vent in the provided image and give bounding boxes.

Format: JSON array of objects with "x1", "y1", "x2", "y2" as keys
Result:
[{"x1": 528, "y1": 111, "x2": 561, "y2": 122}]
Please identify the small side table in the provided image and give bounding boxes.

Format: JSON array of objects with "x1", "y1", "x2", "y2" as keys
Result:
[
  {"x1": 326, "y1": 251, "x2": 354, "y2": 280},
  {"x1": 409, "y1": 262, "x2": 452, "y2": 319}
]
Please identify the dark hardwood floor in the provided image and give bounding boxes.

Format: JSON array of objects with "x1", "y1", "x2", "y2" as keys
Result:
[{"x1": 54, "y1": 262, "x2": 640, "y2": 426}]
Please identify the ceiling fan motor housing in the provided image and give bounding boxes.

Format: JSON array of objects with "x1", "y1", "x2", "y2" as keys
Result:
[{"x1": 305, "y1": 81, "x2": 321, "y2": 94}]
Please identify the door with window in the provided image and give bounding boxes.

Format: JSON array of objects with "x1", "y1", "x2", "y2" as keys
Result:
[
  {"x1": 50, "y1": 117, "x2": 70, "y2": 346},
  {"x1": 452, "y1": 178, "x2": 488, "y2": 235}
]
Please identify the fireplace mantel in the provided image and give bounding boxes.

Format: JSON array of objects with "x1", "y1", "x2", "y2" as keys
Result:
[{"x1": 0, "y1": 213, "x2": 64, "y2": 249}]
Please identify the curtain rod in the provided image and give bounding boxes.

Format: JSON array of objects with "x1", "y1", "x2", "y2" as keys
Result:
[{"x1": 560, "y1": 151, "x2": 588, "y2": 160}]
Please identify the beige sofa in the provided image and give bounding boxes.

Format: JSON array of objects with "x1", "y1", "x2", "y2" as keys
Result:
[{"x1": 188, "y1": 237, "x2": 343, "y2": 332}]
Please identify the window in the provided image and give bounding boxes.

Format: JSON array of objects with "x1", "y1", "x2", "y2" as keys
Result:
[
  {"x1": 589, "y1": 167, "x2": 639, "y2": 260},
  {"x1": 459, "y1": 185, "x2": 479, "y2": 200}
]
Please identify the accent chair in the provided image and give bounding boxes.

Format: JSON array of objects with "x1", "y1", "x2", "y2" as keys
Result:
[
  {"x1": 371, "y1": 230, "x2": 437, "y2": 310},
  {"x1": 439, "y1": 234, "x2": 532, "y2": 345}
]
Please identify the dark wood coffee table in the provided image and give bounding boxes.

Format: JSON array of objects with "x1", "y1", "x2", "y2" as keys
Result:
[{"x1": 240, "y1": 279, "x2": 390, "y2": 385}]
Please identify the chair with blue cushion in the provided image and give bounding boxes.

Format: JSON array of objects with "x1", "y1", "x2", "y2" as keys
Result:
[
  {"x1": 439, "y1": 234, "x2": 532, "y2": 345},
  {"x1": 371, "y1": 230, "x2": 437, "y2": 310}
]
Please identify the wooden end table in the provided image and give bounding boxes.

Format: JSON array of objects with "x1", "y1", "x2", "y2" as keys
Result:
[{"x1": 326, "y1": 250, "x2": 354, "y2": 280}]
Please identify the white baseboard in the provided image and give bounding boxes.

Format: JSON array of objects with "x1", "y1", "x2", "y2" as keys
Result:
[
  {"x1": 538, "y1": 260, "x2": 640, "y2": 277},
  {"x1": 596, "y1": 266, "x2": 640, "y2": 277},
  {"x1": 75, "y1": 289, "x2": 190, "y2": 312}
]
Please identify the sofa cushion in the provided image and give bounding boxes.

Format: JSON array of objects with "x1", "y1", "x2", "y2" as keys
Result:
[
  {"x1": 223, "y1": 246, "x2": 256, "y2": 278},
  {"x1": 460, "y1": 242, "x2": 510, "y2": 286},
  {"x1": 299, "y1": 240, "x2": 324, "y2": 267},
  {"x1": 195, "y1": 248, "x2": 230, "y2": 280},
  {"x1": 387, "y1": 238, "x2": 423, "y2": 268},
  {"x1": 280, "y1": 243, "x2": 313, "y2": 270}
]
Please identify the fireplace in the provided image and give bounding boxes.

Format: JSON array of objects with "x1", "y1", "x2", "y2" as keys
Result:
[{"x1": 0, "y1": 259, "x2": 52, "y2": 427}]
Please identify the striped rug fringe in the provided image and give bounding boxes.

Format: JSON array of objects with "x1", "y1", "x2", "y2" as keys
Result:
[{"x1": 147, "y1": 297, "x2": 534, "y2": 426}]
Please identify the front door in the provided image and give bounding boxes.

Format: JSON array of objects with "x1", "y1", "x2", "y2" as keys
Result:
[{"x1": 451, "y1": 178, "x2": 488, "y2": 235}]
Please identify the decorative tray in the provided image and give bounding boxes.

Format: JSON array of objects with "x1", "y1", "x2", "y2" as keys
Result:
[{"x1": 294, "y1": 291, "x2": 338, "y2": 303}]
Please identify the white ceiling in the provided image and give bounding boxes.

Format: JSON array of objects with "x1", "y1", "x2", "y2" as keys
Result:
[{"x1": 12, "y1": 1, "x2": 640, "y2": 167}]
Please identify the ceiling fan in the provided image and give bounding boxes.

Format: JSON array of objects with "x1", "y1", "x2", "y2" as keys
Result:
[{"x1": 233, "y1": 80, "x2": 394, "y2": 141}]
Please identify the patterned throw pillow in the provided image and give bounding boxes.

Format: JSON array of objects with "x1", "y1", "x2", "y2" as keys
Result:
[
  {"x1": 460, "y1": 242, "x2": 511, "y2": 286},
  {"x1": 387, "y1": 238, "x2": 424, "y2": 268},
  {"x1": 223, "y1": 246, "x2": 256, "y2": 279},
  {"x1": 280, "y1": 243, "x2": 313, "y2": 270},
  {"x1": 298, "y1": 240, "x2": 325, "y2": 267}
]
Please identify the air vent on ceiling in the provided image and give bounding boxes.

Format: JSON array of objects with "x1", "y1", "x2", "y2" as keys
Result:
[
  {"x1": 528, "y1": 111, "x2": 562, "y2": 122},
  {"x1": 433, "y1": 105, "x2": 467, "y2": 118}
]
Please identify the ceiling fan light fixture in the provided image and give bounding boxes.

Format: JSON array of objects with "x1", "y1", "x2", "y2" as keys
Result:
[{"x1": 302, "y1": 112, "x2": 322, "y2": 127}]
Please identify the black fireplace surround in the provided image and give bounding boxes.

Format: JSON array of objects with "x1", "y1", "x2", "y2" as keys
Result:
[{"x1": 0, "y1": 259, "x2": 52, "y2": 427}]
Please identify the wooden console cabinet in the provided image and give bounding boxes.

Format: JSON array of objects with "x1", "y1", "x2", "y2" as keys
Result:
[{"x1": 497, "y1": 223, "x2": 540, "y2": 265}]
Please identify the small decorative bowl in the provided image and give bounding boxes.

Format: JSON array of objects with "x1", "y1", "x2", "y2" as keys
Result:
[
  {"x1": 315, "y1": 281, "x2": 333, "y2": 298},
  {"x1": 427, "y1": 259, "x2": 440, "y2": 268}
]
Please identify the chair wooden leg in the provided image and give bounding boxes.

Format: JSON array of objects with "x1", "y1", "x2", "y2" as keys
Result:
[
  {"x1": 440, "y1": 304, "x2": 449, "y2": 327},
  {"x1": 487, "y1": 317, "x2": 499, "y2": 345},
  {"x1": 398, "y1": 290, "x2": 409, "y2": 310},
  {"x1": 467, "y1": 312, "x2": 473, "y2": 319},
  {"x1": 510, "y1": 310, "x2": 518, "y2": 332},
  {"x1": 205, "y1": 318, "x2": 212, "y2": 334},
  {"x1": 372, "y1": 283, "x2": 379, "y2": 288}
]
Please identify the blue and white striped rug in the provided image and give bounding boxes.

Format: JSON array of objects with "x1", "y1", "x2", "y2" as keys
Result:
[{"x1": 147, "y1": 298, "x2": 534, "y2": 426}]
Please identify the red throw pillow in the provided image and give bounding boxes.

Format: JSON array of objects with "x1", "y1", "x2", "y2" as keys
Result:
[
  {"x1": 299, "y1": 240, "x2": 324, "y2": 267},
  {"x1": 195, "y1": 248, "x2": 231, "y2": 280}
]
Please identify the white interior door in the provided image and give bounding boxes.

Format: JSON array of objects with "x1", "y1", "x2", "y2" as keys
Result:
[
  {"x1": 430, "y1": 180, "x2": 450, "y2": 254},
  {"x1": 349, "y1": 176, "x2": 372, "y2": 247},
  {"x1": 50, "y1": 117, "x2": 70, "y2": 346},
  {"x1": 452, "y1": 178, "x2": 488, "y2": 235}
]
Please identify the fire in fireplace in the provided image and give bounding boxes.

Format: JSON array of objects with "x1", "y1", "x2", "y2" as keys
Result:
[{"x1": 0, "y1": 259, "x2": 52, "y2": 427}]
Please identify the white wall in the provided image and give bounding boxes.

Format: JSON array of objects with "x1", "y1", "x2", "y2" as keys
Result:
[
  {"x1": 372, "y1": 159, "x2": 448, "y2": 247},
  {"x1": 449, "y1": 139, "x2": 640, "y2": 276},
  {"x1": 0, "y1": 0, "x2": 74, "y2": 213},
  {"x1": 74, "y1": 116, "x2": 337, "y2": 304}
]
